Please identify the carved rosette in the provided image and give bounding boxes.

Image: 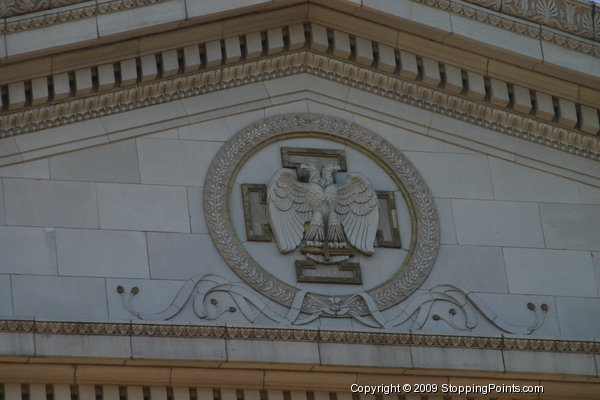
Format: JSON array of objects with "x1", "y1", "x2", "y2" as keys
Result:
[{"x1": 203, "y1": 114, "x2": 440, "y2": 314}]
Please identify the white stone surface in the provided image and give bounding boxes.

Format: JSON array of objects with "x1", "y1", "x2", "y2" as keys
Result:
[
  {"x1": 555, "y1": 296, "x2": 600, "y2": 338},
  {"x1": 100, "y1": 100, "x2": 188, "y2": 133},
  {"x1": 49, "y1": 140, "x2": 139, "y2": 183},
  {"x1": 504, "y1": 248, "x2": 596, "y2": 297},
  {"x1": 5, "y1": 18, "x2": 97, "y2": 57},
  {"x1": 150, "y1": 387, "x2": 167, "y2": 400},
  {"x1": 245, "y1": 32, "x2": 263, "y2": 60},
  {"x1": 131, "y1": 336, "x2": 226, "y2": 360},
  {"x1": 352, "y1": 114, "x2": 439, "y2": 151},
  {"x1": 205, "y1": 40, "x2": 223, "y2": 68},
  {"x1": 465, "y1": 70, "x2": 486, "y2": 101},
  {"x1": 355, "y1": 37, "x2": 374, "y2": 66},
  {"x1": 489, "y1": 158, "x2": 581, "y2": 203},
  {"x1": 489, "y1": 78, "x2": 509, "y2": 108},
  {"x1": 377, "y1": 44, "x2": 396, "y2": 73},
  {"x1": 13, "y1": 118, "x2": 107, "y2": 154},
  {"x1": 224, "y1": 37, "x2": 242, "y2": 64},
  {"x1": 97, "y1": 183, "x2": 190, "y2": 232},
  {"x1": 137, "y1": 138, "x2": 222, "y2": 187},
  {"x1": 411, "y1": 346, "x2": 503, "y2": 371},
  {"x1": 288, "y1": 23, "x2": 305, "y2": 50},
  {"x1": 56, "y1": 229, "x2": 149, "y2": 278},
  {"x1": 227, "y1": 339, "x2": 320, "y2": 363},
  {"x1": 97, "y1": 0, "x2": 186, "y2": 37},
  {"x1": 512, "y1": 85, "x2": 532, "y2": 114},
  {"x1": 180, "y1": 82, "x2": 269, "y2": 119},
  {"x1": 421, "y1": 245, "x2": 508, "y2": 293},
  {"x1": 452, "y1": 200, "x2": 544, "y2": 247},
  {"x1": 310, "y1": 23, "x2": 329, "y2": 52},
  {"x1": 147, "y1": 233, "x2": 237, "y2": 281},
  {"x1": 183, "y1": 45, "x2": 201, "y2": 72},
  {"x1": 161, "y1": 49, "x2": 180, "y2": 77},
  {"x1": 75, "y1": 68, "x2": 93, "y2": 96},
  {"x1": 98, "y1": 63, "x2": 116, "y2": 91},
  {"x1": 443, "y1": 64, "x2": 462, "y2": 94},
  {"x1": 534, "y1": 92, "x2": 554, "y2": 121},
  {"x1": 12, "y1": 275, "x2": 108, "y2": 319},
  {"x1": 332, "y1": 30, "x2": 351, "y2": 59},
  {"x1": 319, "y1": 342, "x2": 411, "y2": 367},
  {"x1": 539, "y1": 40, "x2": 600, "y2": 85},
  {"x1": 434, "y1": 198, "x2": 456, "y2": 245},
  {"x1": 178, "y1": 110, "x2": 264, "y2": 142},
  {"x1": 398, "y1": 51, "x2": 418, "y2": 80},
  {"x1": 0, "y1": 332, "x2": 34, "y2": 356},
  {"x1": 449, "y1": 13, "x2": 543, "y2": 66},
  {"x1": 403, "y1": 152, "x2": 493, "y2": 199},
  {"x1": 580, "y1": 184, "x2": 600, "y2": 205},
  {"x1": 0, "y1": 182, "x2": 5, "y2": 225},
  {"x1": 362, "y1": 0, "x2": 452, "y2": 40},
  {"x1": 557, "y1": 98, "x2": 577, "y2": 128},
  {"x1": 185, "y1": 0, "x2": 266, "y2": 18},
  {"x1": 421, "y1": 58, "x2": 441, "y2": 87},
  {"x1": 187, "y1": 187, "x2": 208, "y2": 234},
  {"x1": 4, "y1": 178, "x2": 99, "y2": 228},
  {"x1": 579, "y1": 105, "x2": 600, "y2": 135},
  {"x1": 34, "y1": 333, "x2": 132, "y2": 358},
  {"x1": 0, "y1": 159, "x2": 49, "y2": 179},
  {"x1": 140, "y1": 54, "x2": 158, "y2": 82},
  {"x1": 8, "y1": 82, "x2": 25, "y2": 110},
  {"x1": 120, "y1": 59, "x2": 138, "y2": 87},
  {"x1": 516, "y1": 139, "x2": 600, "y2": 181},
  {"x1": 502, "y1": 349, "x2": 596, "y2": 376},
  {"x1": 267, "y1": 28, "x2": 284, "y2": 55},
  {"x1": 539, "y1": 204, "x2": 600, "y2": 251},
  {"x1": 53, "y1": 72, "x2": 71, "y2": 101},
  {"x1": 31, "y1": 77, "x2": 49, "y2": 106},
  {"x1": 0, "y1": 226, "x2": 57, "y2": 275}
]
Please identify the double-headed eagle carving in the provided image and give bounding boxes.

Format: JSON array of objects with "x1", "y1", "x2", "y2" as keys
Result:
[{"x1": 267, "y1": 163, "x2": 379, "y2": 264}]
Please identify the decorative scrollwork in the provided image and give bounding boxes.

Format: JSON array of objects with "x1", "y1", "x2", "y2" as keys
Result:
[
  {"x1": 116, "y1": 276, "x2": 549, "y2": 334},
  {"x1": 203, "y1": 114, "x2": 439, "y2": 316}
]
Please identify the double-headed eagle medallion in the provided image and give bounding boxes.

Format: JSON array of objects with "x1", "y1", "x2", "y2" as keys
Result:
[{"x1": 267, "y1": 163, "x2": 380, "y2": 265}]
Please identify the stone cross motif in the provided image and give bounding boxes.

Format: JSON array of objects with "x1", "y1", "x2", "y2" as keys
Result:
[{"x1": 242, "y1": 147, "x2": 401, "y2": 284}]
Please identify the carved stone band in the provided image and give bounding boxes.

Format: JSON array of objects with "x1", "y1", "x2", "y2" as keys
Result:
[{"x1": 203, "y1": 114, "x2": 440, "y2": 313}]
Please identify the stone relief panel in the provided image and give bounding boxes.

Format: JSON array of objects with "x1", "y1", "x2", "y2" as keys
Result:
[
  {"x1": 502, "y1": 0, "x2": 595, "y2": 38},
  {"x1": 115, "y1": 113, "x2": 549, "y2": 334}
]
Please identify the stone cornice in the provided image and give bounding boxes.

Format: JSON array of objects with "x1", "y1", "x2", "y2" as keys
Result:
[
  {"x1": 2, "y1": 0, "x2": 599, "y2": 61},
  {"x1": 1, "y1": 318, "x2": 598, "y2": 355},
  {"x1": 0, "y1": 0, "x2": 170, "y2": 34},
  {"x1": 1, "y1": 27, "x2": 599, "y2": 164},
  {"x1": 411, "y1": 0, "x2": 600, "y2": 57}
]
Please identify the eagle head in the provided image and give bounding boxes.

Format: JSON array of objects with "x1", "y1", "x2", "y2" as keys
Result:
[
  {"x1": 299, "y1": 163, "x2": 321, "y2": 183},
  {"x1": 320, "y1": 164, "x2": 341, "y2": 186}
]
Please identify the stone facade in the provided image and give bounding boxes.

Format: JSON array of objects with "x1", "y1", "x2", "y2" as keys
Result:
[{"x1": 0, "y1": 0, "x2": 599, "y2": 398}]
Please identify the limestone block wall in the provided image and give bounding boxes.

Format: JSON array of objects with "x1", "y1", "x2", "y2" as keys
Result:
[{"x1": 0, "y1": 77, "x2": 598, "y2": 339}]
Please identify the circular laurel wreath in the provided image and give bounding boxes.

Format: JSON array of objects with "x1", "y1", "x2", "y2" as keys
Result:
[{"x1": 204, "y1": 114, "x2": 439, "y2": 314}]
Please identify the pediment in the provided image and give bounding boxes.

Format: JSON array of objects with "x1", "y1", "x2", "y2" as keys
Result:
[{"x1": 0, "y1": 2, "x2": 599, "y2": 169}]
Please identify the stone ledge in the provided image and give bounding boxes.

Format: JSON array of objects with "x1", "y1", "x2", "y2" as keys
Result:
[{"x1": 0, "y1": 319, "x2": 598, "y2": 355}]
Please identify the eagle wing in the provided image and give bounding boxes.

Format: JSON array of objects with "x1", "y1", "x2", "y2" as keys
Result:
[
  {"x1": 335, "y1": 173, "x2": 379, "y2": 255},
  {"x1": 267, "y1": 169, "x2": 313, "y2": 253}
]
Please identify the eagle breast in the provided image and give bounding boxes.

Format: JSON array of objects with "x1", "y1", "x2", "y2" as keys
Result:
[{"x1": 266, "y1": 163, "x2": 379, "y2": 257}]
